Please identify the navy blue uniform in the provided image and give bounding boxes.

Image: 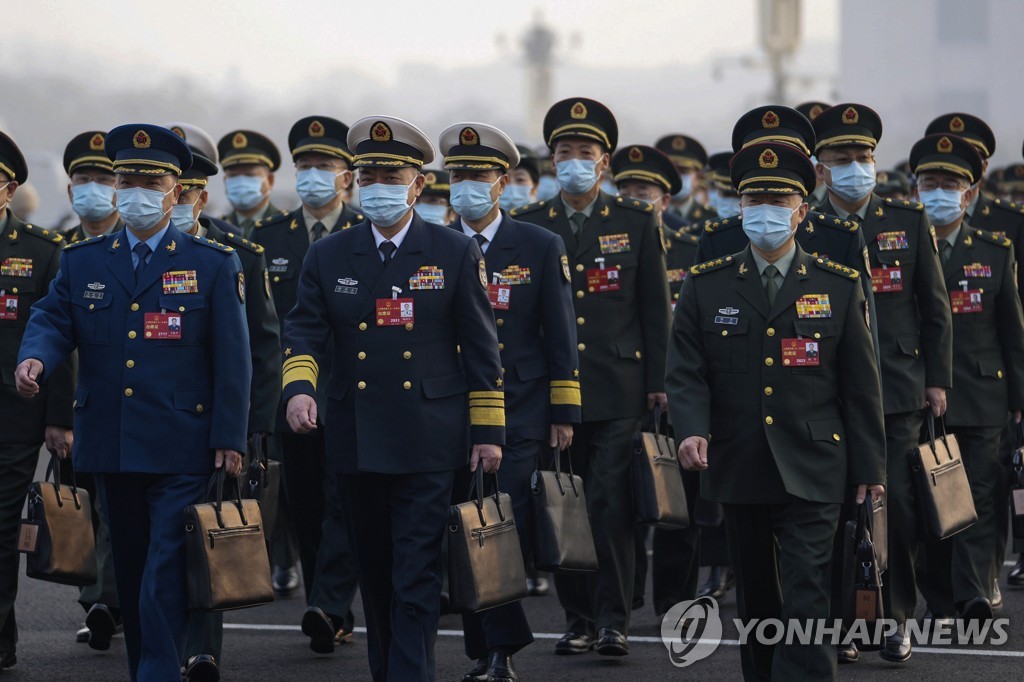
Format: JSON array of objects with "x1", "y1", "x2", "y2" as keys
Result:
[{"x1": 18, "y1": 226, "x2": 250, "y2": 681}]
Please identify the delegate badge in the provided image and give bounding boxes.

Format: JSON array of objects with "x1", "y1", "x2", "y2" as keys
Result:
[
  {"x1": 0, "y1": 294, "x2": 17, "y2": 320},
  {"x1": 488, "y1": 276, "x2": 511, "y2": 310},
  {"x1": 950, "y1": 289, "x2": 983, "y2": 314},
  {"x1": 376, "y1": 298, "x2": 415, "y2": 326},
  {"x1": 587, "y1": 257, "x2": 621, "y2": 293},
  {"x1": 144, "y1": 312, "x2": 183, "y2": 340},
  {"x1": 871, "y1": 267, "x2": 903, "y2": 293},
  {"x1": 796, "y1": 294, "x2": 831, "y2": 318},
  {"x1": 781, "y1": 338, "x2": 821, "y2": 367}
]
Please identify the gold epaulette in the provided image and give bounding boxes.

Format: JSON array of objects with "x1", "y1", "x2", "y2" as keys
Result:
[
  {"x1": 814, "y1": 257, "x2": 860, "y2": 280},
  {"x1": 815, "y1": 213, "x2": 860, "y2": 232},
  {"x1": 222, "y1": 230, "x2": 264, "y2": 254},
  {"x1": 62, "y1": 234, "x2": 104, "y2": 250},
  {"x1": 884, "y1": 197, "x2": 925, "y2": 212},
  {"x1": 192, "y1": 234, "x2": 234, "y2": 253},
  {"x1": 508, "y1": 200, "x2": 547, "y2": 217},
  {"x1": 974, "y1": 228, "x2": 1013, "y2": 248},
  {"x1": 615, "y1": 196, "x2": 654, "y2": 213},
  {"x1": 253, "y1": 210, "x2": 292, "y2": 229},
  {"x1": 22, "y1": 223, "x2": 64, "y2": 244},
  {"x1": 688, "y1": 254, "x2": 736, "y2": 277}
]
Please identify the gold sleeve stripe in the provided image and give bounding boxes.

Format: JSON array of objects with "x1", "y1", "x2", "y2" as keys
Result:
[
  {"x1": 282, "y1": 366, "x2": 318, "y2": 390},
  {"x1": 551, "y1": 386, "x2": 582, "y2": 406},
  {"x1": 550, "y1": 380, "x2": 581, "y2": 389},
  {"x1": 469, "y1": 391, "x2": 504, "y2": 400},
  {"x1": 283, "y1": 355, "x2": 319, "y2": 375},
  {"x1": 470, "y1": 400, "x2": 505, "y2": 408},
  {"x1": 470, "y1": 407, "x2": 506, "y2": 427}
]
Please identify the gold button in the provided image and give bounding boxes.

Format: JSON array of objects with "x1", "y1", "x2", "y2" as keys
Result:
[
  {"x1": 764, "y1": 386, "x2": 773, "y2": 396},
  {"x1": 764, "y1": 357, "x2": 773, "y2": 366},
  {"x1": 403, "y1": 381, "x2": 412, "y2": 390},
  {"x1": 357, "y1": 381, "x2": 367, "y2": 390},
  {"x1": 832, "y1": 433, "x2": 841, "y2": 442},
  {"x1": 765, "y1": 416, "x2": 773, "y2": 425},
  {"x1": 358, "y1": 322, "x2": 368, "y2": 331},
  {"x1": 88, "y1": 303, "x2": 95, "y2": 310},
  {"x1": 124, "y1": 388, "x2": 133, "y2": 397},
  {"x1": 179, "y1": 306, "x2": 186, "y2": 313},
  {"x1": 576, "y1": 290, "x2": 585, "y2": 299},
  {"x1": 273, "y1": 276, "x2": 281, "y2": 283},
  {"x1": 578, "y1": 343, "x2": 586, "y2": 351},
  {"x1": 405, "y1": 322, "x2": 414, "y2": 331},
  {"x1": 126, "y1": 360, "x2": 135, "y2": 369},
  {"x1": 403, "y1": 351, "x2": 412, "y2": 360},
  {"x1": 577, "y1": 317, "x2": 585, "y2": 325},
  {"x1": 766, "y1": 327, "x2": 775, "y2": 337},
  {"x1": 914, "y1": 349, "x2": 919, "y2": 357},
  {"x1": 496, "y1": 318, "x2": 504, "y2": 327},
  {"x1": 196, "y1": 404, "x2": 204, "y2": 413},
  {"x1": 498, "y1": 343, "x2": 505, "y2": 351},
  {"x1": 998, "y1": 370, "x2": 1004, "y2": 379},
  {"x1": 721, "y1": 330, "x2": 728, "y2": 337},
  {"x1": 357, "y1": 351, "x2": 366, "y2": 360},
  {"x1": 575, "y1": 263, "x2": 584, "y2": 272},
  {"x1": 128, "y1": 330, "x2": 137, "y2": 339},
  {"x1": 11, "y1": 287, "x2": 17, "y2": 294},
  {"x1": 813, "y1": 332, "x2": 821, "y2": 339},
  {"x1": 131, "y1": 303, "x2": 140, "y2": 312},
  {"x1": 635, "y1": 351, "x2": 642, "y2": 359}
]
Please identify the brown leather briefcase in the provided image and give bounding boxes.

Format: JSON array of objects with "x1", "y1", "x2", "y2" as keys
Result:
[
  {"x1": 631, "y1": 406, "x2": 689, "y2": 528},
  {"x1": 909, "y1": 413, "x2": 977, "y2": 541}
]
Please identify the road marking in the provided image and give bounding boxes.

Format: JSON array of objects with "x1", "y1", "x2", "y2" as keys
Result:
[{"x1": 223, "y1": 624, "x2": 1024, "y2": 657}]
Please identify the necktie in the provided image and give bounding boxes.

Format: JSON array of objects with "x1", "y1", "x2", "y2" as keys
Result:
[
  {"x1": 133, "y1": 242, "x2": 151, "y2": 285},
  {"x1": 472, "y1": 233, "x2": 488, "y2": 253},
  {"x1": 379, "y1": 240, "x2": 397, "y2": 266},
  {"x1": 940, "y1": 239, "x2": 953, "y2": 267},
  {"x1": 311, "y1": 221, "x2": 326, "y2": 243},
  {"x1": 570, "y1": 212, "x2": 587, "y2": 236},
  {"x1": 763, "y1": 264, "x2": 781, "y2": 306}
]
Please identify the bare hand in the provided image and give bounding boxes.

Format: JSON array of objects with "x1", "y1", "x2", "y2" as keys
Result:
[
  {"x1": 678, "y1": 435, "x2": 708, "y2": 471},
  {"x1": 550, "y1": 424, "x2": 573, "y2": 451},
  {"x1": 925, "y1": 386, "x2": 947, "y2": 418},
  {"x1": 286, "y1": 395, "x2": 318, "y2": 434},
  {"x1": 15, "y1": 359, "x2": 44, "y2": 398},
  {"x1": 45, "y1": 426, "x2": 74, "y2": 460},
  {"x1": 856, "y1": 483, "x2": 885, "y2": 504},
  {"x1": 470, "y1": 444, "x2": 502, "y2": 473},
  {"x1": 215, "y1": 449, "x2": 244, "y2": 477},
  {"x1": 646, "y1": 392, "x2": 668, "y2": 412},
  {"x1": 1015, "y1": 411, "x2": 1022, "y2": 425}
]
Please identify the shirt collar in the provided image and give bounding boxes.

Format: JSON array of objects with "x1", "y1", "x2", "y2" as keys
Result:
[
  {"x1": 563, "y1": 194, "x2": 599, "y2": 220},
  {"x1": 372, "y1": 218, "x2": 412, "y2": 252},
  {"x1": 460, "y1": 213, "x2": 502, "y2": 250},
  {"x1": 125, "y1": 224, "x2": 170, "y2": 254},
  {"x1": 942, "y1": 225, "x2": 962, "y2": 248},
  {"x1": 751, "y1": 242, "x2": 798, "y2": 278},
  {"x1": 0, "y1": 210, "x2": 9, "y2": 237},
  {"x1": 303, "y1": 203, "x2": 345, "y2": 237},
  {"x1": 830, "y1": 196, "x2": 871, "y2": 220}
]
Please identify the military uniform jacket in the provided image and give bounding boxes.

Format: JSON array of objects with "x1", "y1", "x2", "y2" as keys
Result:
[
  {"x1": 816, "y1": 195, "x2": 952, "y2": 414},
  {"x1": 668, "y1": 200, "x2": 715, "y2": 231},
  {"x1": 968, "y1": 196, "x2": 1024, "y2": 302},
  {"x1": 281, "y1": 215, "x2": 505, "y2": 475},
  {"x1": 941, "y1": 223, "x2": 1024, "y2": 427},
  {"x1": 201, "y1": 216, "x2": 281, "y2": 435},
  {"x1": 666, "y1": 246, "x2": 885, "y2": 504},
  {"x1": 664, "y1": 227, "x2": 699, "y2": 306},
  {"x1": 64, "y1": 217, "x2": 125, "y2": 245},
  {"x1": 511, "y1": 192, "x2": 671, "y2": 422},
  {"x1": 456, "y1": 212, "x2": 581, "y2": 441},
  {"x1": 1, "y1": 214, "x2": 74, "y2": 443},
  {"x1": 17, "y1": 226, "x2": 251, "y2": 473}
]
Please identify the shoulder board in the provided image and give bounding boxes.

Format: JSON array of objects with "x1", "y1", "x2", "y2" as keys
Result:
[
  {"x1": 688, "y1": 255, "x2": 737, "y2": 277},
  {"x1": 673, "y1": 230, "x2": 699, "y2": 245},
  {"x1": 884, "y1": 197, "x2": 925, "y2": 212},
  {"x1": 974, "y1": 228, "x2": 1012, "y2": 248},
  {"x1": 22, "y1": 223, "x2": 64, "y2": 244},
  {"x1": 815, "y1": 213, "x2": 860, "y2": 232},
  {"x1": 192, "y1": 234, "x2": 234, "y2": 253},
  {"x1": 253, "y1": 210, "x2": 293, "y2": 229},
  {"x1": 814, "y1": 257, "x2": 860, "y2": 280},
  {"x1": 703, "y1": 217, "x2": 740, "y2": 234},
  {"x1": 63, "y1": 234, "x2": 105, "y2": 250},
  {"x1": 508, "y1": 200, "x2": 547, "y2": 217},
  {"x1": 989, "y1": 198, "x2": 1024, "y2": 216},
  {"x1": 221, "y1": 230, "x2": 264, "y2": 254},
  {"x1": 614, "y1": 196, "x2": 654, "y2": 213}
]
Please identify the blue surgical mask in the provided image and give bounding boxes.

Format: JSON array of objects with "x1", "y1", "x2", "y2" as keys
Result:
[
  {"x1": 537, "y1": 175, "x2": 559, "y2": 200},
  {"x1": 556, "y1": 159, "x2": 599, "y2": 195},
  {"x1": 499, "y1": 184, "x2": 532, "y2": 211},
  {"x1": 296, "y1": 168, "x2": 340, "y2": 208},
  {"x1": 674, "y1": 173, "x2": 694, "y2": 199},
  {"x1": 451, "y1": 179, "x2": 499, "y2": 221},
  {"x1": 826, "y1": 161, "x2": 876, "y2": 202},
  {"x1": 360, "y1": 181, "x2": 415, "y2": 227},
  {"x1": 170, "y1": 198, "x2": 199, "y2": 232},
  {"x1": 712, "y1": 193, "x2": 742, "y2": 219},
  {"x1": 71, "y1": 182, "x2": 116, "y2": 221},
  {"x1": 918, "y1": 188, "x2": 965, "y2": 226},
  {"x1": 414, "y1": 203, "x2": 450, "y2": 225},
  {"x1": 741, "y1": 203, "x2": 799, "y2": 251},
  {"x1": 116, "y1": 186, "x2": 173, "y2": 232},
  {"x1": 224, "y1": 175, "x2": 265, "y2": 210}
]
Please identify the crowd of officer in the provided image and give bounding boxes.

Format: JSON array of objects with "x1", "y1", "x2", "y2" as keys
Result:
[{"x1": 1, "y1": 97, "x2": 1024, "y2": 682}]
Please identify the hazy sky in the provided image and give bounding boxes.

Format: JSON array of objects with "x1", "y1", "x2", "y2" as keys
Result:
[{"x1": 6, "y1": 0, "x2": 837, "y2": 91}]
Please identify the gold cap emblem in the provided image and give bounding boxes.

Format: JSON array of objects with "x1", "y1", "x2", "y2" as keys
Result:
[
  {"x1": 842, "y1": 106, "x2": 859, "y2": 124},
  {"x1": 761, "y1": 111, "x2": 780, "y2": 129},
  {"x1": 671, "y1": 136, "x2": 686, "y2": 151},
  {"x1": 937, "y1": 136, "x2": 953, "y2": 153},
  {"x1": 459, "y1": 127, "x2": 479, "y2": 145},
  {"x1": 133, "y1": 130, "x2": 151, "y2": 149},
  {"x1": 949, "y1": 116, "x2": 965, "y2": 133},
  {"x1": 628, "y1": 146, "x2": 643, "y2": 163},
  {"x1": 89, "y1": 133, "x2": 105, "y2": 151},
  {"x1": 309, "y1": 120, "x2": 324, "y2": 137},
  {"x1": 570, "y1": 102, "x2": 588, "y2": 120},
  {"x1": 232, "y1": 132, "x2": 248, "y2": 149},
  {"x1": 371, "y1": 121, "x2": 392, "y2": 142},
  {"x1": 758, "y1": 148, "x2": 779, "y2": 169}
]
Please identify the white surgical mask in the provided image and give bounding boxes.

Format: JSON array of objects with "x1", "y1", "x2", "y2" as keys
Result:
[
  {"x1": 116, "y1": 186, "x2": 173, "y2": 232},
  {"x1": 826, "y1": 161, "x2": 876, "y2": 202},
  {"x1": 918, "y1": 188, "x2": 965, "y2": 227},
  {"x1": 360, "y1": 180, "x2": 415, "y2": 227},
  {"x1": 741, "y1": 203, "x2": 798, "y2": 251}
]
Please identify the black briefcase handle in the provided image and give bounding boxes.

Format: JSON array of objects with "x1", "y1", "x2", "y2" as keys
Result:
[
  {"x1": 533, "y1": 446, "x2": 582, "y2": 498},
  {"x1": 202, "y1": 469, "x2": 249, "y2": 529},
  {"x1": 924, "y1": 412, "x2": 953, "y2": 466},
  {"x1": 466, "y1": 466, "x2": 507, "y2": 527},
  {"x1": 246, "y1": 433, "x2": 270, "y2": 492},
  {"x1": 43, "y1": 450, "x2": 84, "y2": 510}
]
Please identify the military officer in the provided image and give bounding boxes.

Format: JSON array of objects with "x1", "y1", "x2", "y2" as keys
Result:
[
  {"x1": 875, "y1": 170, "x2": 912, "y2": 201},
  {"x1": 796, "y1": 102, "x2": 831, "y2": 205},
  {"x1": 412, "y1": 168, "x2": 454, "y2": 226},
  {"x1": 166, "y1": 123, "x2": 282, "y2": 682},
  {"x1": 282, "y1": 115, "x2": 503, "y2": 682},
  {"x1": 440, "y1": 121, "x2": 580, "y2": 682},
  {"x1": 217, "y1": 129, "x2": 282, "y2": 236},
  {"x1": 15, "y1": 124, "x2": 251, "y2": 682},
  {"x1": 0, "y1": 130, "x2": 74, "y2": 675},
  {"x1": 251, "y1": 115, "x2": 362, "y2": 655},
  {"x1": 655, "y1": 134, "x2": 714, "y2": 229},
  {"x1": 62, "y1": 131, "x2": 124, "y2": 244},
  {"x1": 511, "y1": 98, "x2": 671, "y2": 657},
  {"x1": 909, "y1": 133, "x2": 1024, "y2": 623},
  {"x1": 499, "y1": 144, "x2": 541, "y2": 214},
  {"x1": 806, "y1": 103, "x2": 955, "y2": 662},
  {"x1": 705, "y1": 150, "x2": 741, "y2": 220},
  {"x1": 668, "y1": 141, "x2": 885, "y2": 682}
]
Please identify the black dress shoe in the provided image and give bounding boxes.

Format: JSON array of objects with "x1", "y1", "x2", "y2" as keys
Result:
[
  {"x1": 879, "y1": 624, "x2": 911, "y2": 663},
  {"x1": 837, "y1": 642, "x2": 859, "y2": 664},
  {"x1": 76, "y1": 626, "x2": 90, "y2": 643},
  {"x1": 0, "y1": 652, "x2": 15, "y2": 669},
  {"x1": 487, "y1": 651, "x2": 517, "y2": 681},
  {"x1": 554, "y1": 631, "x2": 594, "y2": 655},
  {"x1": 184, "y1": 654, "x2": 220, "y2": 682},
  {"x1": 461, "y1": 657, "x2": 488, "y2": 682},
  {"x1": 272, "y1": 565, "x2": 300, "y2": 596},
  {"x1": 1008, "y1": 555, "x2": 1024, "y2": 587},
  {"x1": 527, "y1": 576, "x2": 549, "y2": 596},
  {"x1": 595, "y1": 628, "x2": 629, "y2": 656},
  {"x1": 86, "y1": 603, "x2": 120, "y2": 651},
  {"x1": 960, "y1": 597, "x2": 993, "y2": 623},
  {"x1": 301, "y1": 607, "x2": 336, "y2": 654},
  {"x1": 697, "y1": 566, "x2": 733, "y2": 600}
]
